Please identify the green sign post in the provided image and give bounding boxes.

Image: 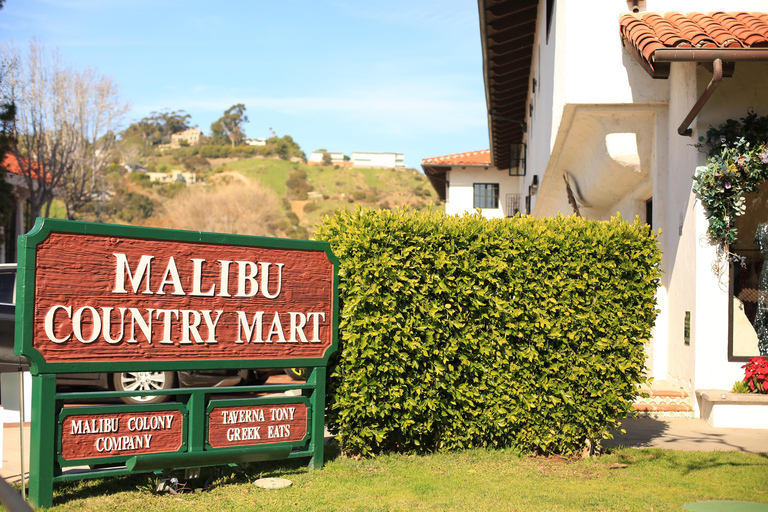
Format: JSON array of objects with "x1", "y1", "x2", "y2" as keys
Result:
[{"x1": 15, "y1": 218, "x2": 339, "y2": 508}]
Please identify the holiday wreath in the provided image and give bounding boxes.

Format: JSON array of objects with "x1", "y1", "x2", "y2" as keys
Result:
[{"x1": 693, "y1": 111, "x2": 768, "y2": 262}]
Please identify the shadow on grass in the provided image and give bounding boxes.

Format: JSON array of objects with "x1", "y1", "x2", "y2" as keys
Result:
[
  {"x1": 669, "y1": 451, "x2": 768, "y2": 476},
  {"x1": 603, "y1": 447, "x2": 768, "y2": 479},
  {"x1": 51, "y1": 442, "x2": 342, "y2": 506}
]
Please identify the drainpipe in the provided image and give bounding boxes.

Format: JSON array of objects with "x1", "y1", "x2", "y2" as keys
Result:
[{"x1": 652, "y1": 49, "x2": 768, "y2": 137}]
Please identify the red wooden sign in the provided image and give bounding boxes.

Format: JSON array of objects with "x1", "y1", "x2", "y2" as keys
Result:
[
  {"x1": 207, "y1": 402, "x2": 308, "y2": 448},
  {"x1": 60, "y1": 409, "x2": 184, "y2": 461},
  {"x1": 31, "y1": 232, "x2": 334, "y2": 365}
]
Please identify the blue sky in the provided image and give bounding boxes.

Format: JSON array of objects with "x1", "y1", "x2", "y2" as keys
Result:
[{"x1": 0, "y1": 0, "x2": 490, "y2": 169}]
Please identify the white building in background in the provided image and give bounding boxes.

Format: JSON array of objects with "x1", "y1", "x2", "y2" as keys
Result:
[
  {"x1": 463, "y1": 0, "x2": 768, "y2": 421},
  {"x1": 146, "y1": 170, "x2": 197, "y2": 184},
  {"x1": 170, "y1": 128, "x2": 203, "y2": 146},
  {"x1": 308, "y1": 151, "x2": 346, "y2": 165},
  {"x1": 422, "y1": 149, "x2": 523, "y2": 219},
  {"x1": 245, "y1": 138, "x2": 267, "y2": 146},
  {"x1": 351, "y1": 152, "x2": 405, "y2": 169}
]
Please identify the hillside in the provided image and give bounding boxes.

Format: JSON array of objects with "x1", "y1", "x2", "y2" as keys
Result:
[{"x1": 101, "y1": 156, "x2": 441, "y2": 239}]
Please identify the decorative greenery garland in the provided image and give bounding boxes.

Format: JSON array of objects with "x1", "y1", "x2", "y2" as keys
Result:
[{"x1": 693, "y1": 111, "x2": 768, "y2": 258}]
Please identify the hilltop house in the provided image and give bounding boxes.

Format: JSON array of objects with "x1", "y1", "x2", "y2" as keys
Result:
[
  {"x1": 308, "y1": 150, "x2": 347, "y2": 166},
  {"x1": 351, "y1": 152, "x2": 405, "y2": 169},
  {"x1": 146, "y1": 169, "x2": 197, "y2": 184},
  {"x1": 449, "y1": 0, "x2": 768, "y2": 420},
  {"x1": 170, "y1": 128, "x2": 203, "y2": 147}
]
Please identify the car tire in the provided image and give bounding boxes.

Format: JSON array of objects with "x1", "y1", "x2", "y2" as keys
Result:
[
  {"x1": 285, "y1": 367, "x2": 308, "y2": 381},
  {"x1": 113, "y1": 371, "x2": 175, "y2": 404}
]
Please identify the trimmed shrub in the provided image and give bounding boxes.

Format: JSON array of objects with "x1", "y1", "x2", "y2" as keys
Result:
[{"x1": 315, "y1": 208, "x2": 660, "y2": 456}]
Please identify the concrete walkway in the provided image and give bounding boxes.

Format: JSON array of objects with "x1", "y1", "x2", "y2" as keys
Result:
[
  {"x1": 604, "y1": 417, "x2": 768, "y2": 453},
  {"x1": 0, "y1": 424, "x2": 30, "y2": 484}
]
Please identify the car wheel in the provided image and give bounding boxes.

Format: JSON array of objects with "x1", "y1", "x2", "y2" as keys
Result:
[
  {"x1": 285, "y1": 367, "x2": 308, "y2": 381},
  {"x1": 113, "y1": 371, "x2": 175, "y2": 404}
]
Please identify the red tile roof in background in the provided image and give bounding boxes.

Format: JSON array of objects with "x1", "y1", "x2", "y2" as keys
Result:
[
  {"x1": 620, "y1": 12, "x2": 768, "y2": 72},
  {"x1": 2, "y1": 154, "x2": 26, "y2": 177},
  {"x1": 421, "y1": 149, "x2": 491, "y2": 167},
  {"x1": 2, "y1": 153, "x2": 44, "y2": 182}
]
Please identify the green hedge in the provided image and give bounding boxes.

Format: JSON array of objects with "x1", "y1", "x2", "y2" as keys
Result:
[{"x1": 315, "y1": 208, "x2": 661, "y2": 456}]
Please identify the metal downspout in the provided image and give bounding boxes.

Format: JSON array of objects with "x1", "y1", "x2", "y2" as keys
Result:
[{"x1": 677, "y1": 58, "x2": 723, "y2": 137}]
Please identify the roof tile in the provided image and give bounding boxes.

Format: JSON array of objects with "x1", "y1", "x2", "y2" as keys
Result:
[
  {"x1": 421, "y1": 150, "x2": 491, "y2": 167},
  {"x1": 620, "y1": 11, "x2": 768, "y2": 71},
  {"x1": 2, "y1": 154, "x2": 25, "y2": 177}
]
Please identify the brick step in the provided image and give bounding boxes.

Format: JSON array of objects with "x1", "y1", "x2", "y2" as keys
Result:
[
  {"x1": 632, "y1": 387, "x2": 693, "y2": 418},
  {"x1": 633, "y1": 402, "x2": 693, "y2": 412}
]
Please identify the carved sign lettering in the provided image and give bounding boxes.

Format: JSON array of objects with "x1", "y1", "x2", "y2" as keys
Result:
[
  {"x1": 207, "y1": 402, "x2": 308, "y2": 448},
  {"x1": 32, "y1": 233, "x2": 334, "y2": 364},
  {"x1": 60, "y1": 410, "x2": 184, "y2": 461}
]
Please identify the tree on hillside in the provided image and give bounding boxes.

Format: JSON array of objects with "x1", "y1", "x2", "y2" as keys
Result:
[
  {"x1": 210, "y1": 104, "x2": 248, "y2": 148},
  {"x1": 122, "y1": 109, "x2": 191, "y2": 146},
  {"x1": 267, "y1": 135, "x2": 304, "y2": 160},
  {"x1": 0, "y1": 39, "x2": 130, "y2": 220}
]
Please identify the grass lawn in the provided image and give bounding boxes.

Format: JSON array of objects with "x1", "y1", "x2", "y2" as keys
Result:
[{"x1": 35, "y1": 446, "x2": 768, "y2": 511}]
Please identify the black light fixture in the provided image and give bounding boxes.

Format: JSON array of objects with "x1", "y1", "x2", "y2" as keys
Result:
[
  {"x1": 530, "y1": 175, "x2": 539, "y2": 195},
  {"x1": 509, "y1": 142, "x2": 526, "y2": 177}
]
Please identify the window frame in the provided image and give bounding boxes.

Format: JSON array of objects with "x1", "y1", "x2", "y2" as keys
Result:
[{"x1": 473, "y1": 183, "x2": 500, "y2": 210}]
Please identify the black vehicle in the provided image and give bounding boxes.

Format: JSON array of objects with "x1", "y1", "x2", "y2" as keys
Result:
[{"x1": 0, "y1": 264, "x2": 282, "y2": 404}]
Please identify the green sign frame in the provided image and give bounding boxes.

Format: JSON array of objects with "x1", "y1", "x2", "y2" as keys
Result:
[{"x1": 14, "y1": 219, "x2": 339, "y2": 508}]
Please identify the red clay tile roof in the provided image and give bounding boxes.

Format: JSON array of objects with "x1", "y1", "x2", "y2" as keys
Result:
[
  {"x1": 620, "y1": 12, "x2": 768, "y2": 75},
  {"x1": 2, "y1": 154, "x2": 26, "y2": 177},
  {"x1": 421, "y1": 150, "x2": 491, "y2": 167},
  {"x1": 421, "y1": 150, "x2": 492, "y2": 202},
  {"x1": 1, "y1": 154, "x2": 43, "y2": 180}
]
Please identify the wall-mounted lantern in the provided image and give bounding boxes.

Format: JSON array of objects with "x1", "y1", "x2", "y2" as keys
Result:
[
  {"x1": 530, "y1": 175, "x2": 539, "y2": 195},
  {"x1": 509, "y1": 142, "x2": 526, "y2": 177}
]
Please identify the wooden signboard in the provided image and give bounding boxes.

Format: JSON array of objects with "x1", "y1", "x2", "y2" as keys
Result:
[
  {"x1": 59, "y1": 406, "x2": 185, "y2": 462},
  {"x1": 207, "y1": 397, "x2": 308, "y2": 449},
  {"x1": 14, "y1": 219, "x2": 339, "y2": 508},
  {"x1": 18, "y1": 221, "x2": 336, "y2": 373}
]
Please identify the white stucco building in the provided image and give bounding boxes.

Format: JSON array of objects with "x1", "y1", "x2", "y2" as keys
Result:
[
  {"x1": 429, "y1": 1, "x2": 768, "y2": 419},
  {"x1": 422, "y1": 150, "x2": 523, "y2": 219},
  {"x1": 308, "y1": 151, "x2": 346, "y2": 165}
]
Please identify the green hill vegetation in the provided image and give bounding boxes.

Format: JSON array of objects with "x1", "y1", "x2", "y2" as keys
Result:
[
  {"x1": 45, "y1": 105, "x2": 441, "y2": 238},
  {"x1": 79, "y1": 153, "x2": 441, "y2": 240}
]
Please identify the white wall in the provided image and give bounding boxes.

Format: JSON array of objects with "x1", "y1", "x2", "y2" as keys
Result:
[
  {"x1": 664, "y1": 61, "x2": 699, "y2": 394},
  {"x1": 445, "y1": 167, "x2": 521, "y2": 219},
  {"x1": 522, "y1": 0, "x2": 768, "y2": 402}
]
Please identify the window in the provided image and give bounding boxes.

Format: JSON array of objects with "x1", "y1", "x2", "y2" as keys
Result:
[
  {"x1": 645, "y1": 198, "x2": 653, "y2": 231},
  {"x1": 546, "y1": 0, "x2": 556, "y2": 43},
  {"x1": 730, "y1": 181, "x2": 768, "y2": 361},
  {"x1": 473, "y1": 183, "x2": 499, "y2": 209}
]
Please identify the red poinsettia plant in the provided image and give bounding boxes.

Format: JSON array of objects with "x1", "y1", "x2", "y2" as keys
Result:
[{"x1": 742, "y1": 356, "x2": 768, "y2": 394}]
